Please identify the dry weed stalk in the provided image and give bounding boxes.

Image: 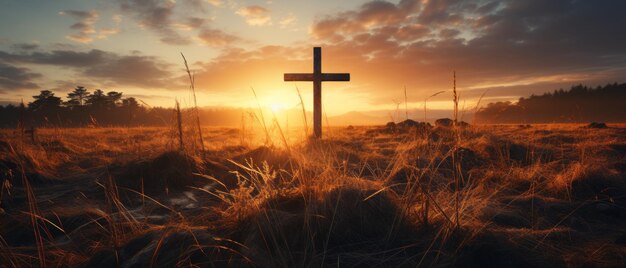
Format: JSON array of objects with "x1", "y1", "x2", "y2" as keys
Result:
[
  {"x1": 404, "y1": 86, "x2": 409, "y2": 121},
  {"x1": 175, "y1": 100, "x2": 184, "y2": 151},
  {"x1": 295, "y1": 85, "x2": 309, "y2": 138},
  {"x1": 251, "y1": 87, "x2": 271, "y2": 145},
  {"x1": 423, "y1": 91, "x2": 446, "y2": 123},
  {"x1": 452, "y1": 70, "x2": 461, "y2": 230},
  {"x1": 181, "y1": 53, "x2": 205, "y2": 153}
]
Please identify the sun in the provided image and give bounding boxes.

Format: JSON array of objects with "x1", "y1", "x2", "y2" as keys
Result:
[{"x1": 270, "y1": 103, "x2": 285, "y2": 112}]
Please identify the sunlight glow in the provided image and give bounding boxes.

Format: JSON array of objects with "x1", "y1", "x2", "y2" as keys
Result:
[{"x1": 270, "y1": 102, "x2": 285, "y2": 112}]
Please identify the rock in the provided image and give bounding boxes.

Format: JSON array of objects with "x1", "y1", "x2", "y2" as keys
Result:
[
  {"x1": 457, "y1": 121, "x2": 470, "y2": 127},
  {"x1": 435, "y1": 118, "x2": 453, "y2": 127},
  {"x1": 397, "y1": 119, "x2": 432, "y2": 130},
  {"x1": 382, "y1": 120, "x2": 431, "y2": 133},
  {"x1": 434, "y1": 118, "x2": 469, "y2": 128},
  {"x1": 397, "y1": 119, "x2": 420, "y2": 128},
  {"x1": 586, "y1": 122, "x2": 607, "y2": 129}
]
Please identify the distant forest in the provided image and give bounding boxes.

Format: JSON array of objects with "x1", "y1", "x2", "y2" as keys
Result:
[
  {"x1": 475, "y1": 83, "x2": 626, "y2": 123},
  {"x1": 0, "y1": 87, "x2": 248, "y2": 128}
]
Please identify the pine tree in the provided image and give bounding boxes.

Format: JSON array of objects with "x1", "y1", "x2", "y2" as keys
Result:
[
  {"x1": 28, "y1": 90, "x2": 62, "y2": 111},
  {"x1": 65, "y1": 86, "x2": 90, "y2": 108}
]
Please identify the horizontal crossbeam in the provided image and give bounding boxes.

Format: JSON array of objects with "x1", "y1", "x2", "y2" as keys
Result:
[{"x1": 284, "y1": 73, "x2": 350, "y2": 82}]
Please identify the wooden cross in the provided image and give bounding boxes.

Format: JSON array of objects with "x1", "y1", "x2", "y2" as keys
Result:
[{"x1": 284, "y1": 47, "x2": 350, "y2": 139}]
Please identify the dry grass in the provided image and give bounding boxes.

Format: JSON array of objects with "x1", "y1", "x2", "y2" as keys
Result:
[{"x1": 0, "y1": 123, "x2": 625, "y2": 267}]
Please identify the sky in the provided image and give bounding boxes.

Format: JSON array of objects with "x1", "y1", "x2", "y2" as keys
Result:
[{"x1": 0, "y1": 0, "x2": 625, "y2": 115}]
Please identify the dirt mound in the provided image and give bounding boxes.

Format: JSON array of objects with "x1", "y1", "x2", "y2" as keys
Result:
[
  {"x1": 87, "y1": 229, "x2": 231, "y2": 267},
  {"x1": 0, "y1": 140, "x2": 11, "y2": 152},
  {"x1": 113, "y1": 151, "x2": 204, "y2": 195},
  {"x1": 88, "y1": 183, "x2": 564, "y2": 267},
  {"x1": 434, "y1": 118, "x2": 469, "y2": 128},
  {"x1": 569, "y1": 169, "x2": 626, "y2": 203},
  {"x1": 585, "y1": 122, "x2": 608, "y2": 129},
  {"x1": 40, "y1": 140, "x2": 76, "y2": 154},
  {"x1": 86, "y1": 186, "x2": 428, "y2": 267},
  {"x1": 236, "y1": 187, "x2": 427, "y2": 266},
  {"x1": 475, "y1": 138, "x2": 553, "y2": 165},
  {"x1": 455, "y1": 232, "x2": 564, "y2": 267},
  {"x1": 609, "y1": 143, "x2": 626, "y2": 157},
  {"x1": 381, "y1": 120, "x2": 432, "y2": 134},
  {"x1": 398, "y1": 119, "x2": 430, "y2": 129},
  {"x1": 537, "y1": 134, "x2": 577, "y2": 144},
  {"x1": 233, "y1": 146, "x2": 292, "y2": 168},
  {"x1": 435, "y1": 118, "x2": 453, "y2": 127},
  {"x1": 230, "y1": 185, "x2": 562, "y2": 267},
  {"x1": 0, "y1": 157, "x2": 55, "y2": 187}
]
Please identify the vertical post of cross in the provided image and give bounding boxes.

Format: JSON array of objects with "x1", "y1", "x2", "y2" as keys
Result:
[{"x1": 313, "y1": 47, "x2": 322, "y2": 138}]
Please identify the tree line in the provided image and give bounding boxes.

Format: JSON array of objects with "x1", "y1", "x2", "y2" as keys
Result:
[
  {"x1": 0, "y1": 87, "x2": 176, "y2": 127},
  {"x1": 0, "y1": 87, "x2": 262, "y2": 128},
  {"x1": 475, "y1": 83, "x2": 626, "y2": 123}
]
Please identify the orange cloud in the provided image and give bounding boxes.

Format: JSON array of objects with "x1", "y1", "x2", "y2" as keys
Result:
[
  {"x1": 60, "y1": 10, "x2": 121, "y2": 43},
  {"x1": 197, "y1": 28, "x2": 241, "y2": 47},
  {"x1": 236, "y1": 5, "x2": 272, "y2": 26}
]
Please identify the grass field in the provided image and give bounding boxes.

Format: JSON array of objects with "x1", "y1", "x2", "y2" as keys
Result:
[{"x1": 1, "y1": 123, "x2": 625, "y2": 267}]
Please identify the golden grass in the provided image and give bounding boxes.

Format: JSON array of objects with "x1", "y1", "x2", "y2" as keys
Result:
[{"x1": 0, "y1": 123, "x2": 625, "y2": 267}]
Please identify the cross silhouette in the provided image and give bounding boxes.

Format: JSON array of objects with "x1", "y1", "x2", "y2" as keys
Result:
[{"x1": 284, "y1": 47, "x2": 350, "y2": 139}]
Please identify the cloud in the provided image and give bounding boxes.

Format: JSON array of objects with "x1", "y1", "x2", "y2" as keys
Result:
[
  {"x1": 191, "y1": 46, "x2": 308, "y2": 95},
  {"x1": 0, "y1": 62, "x2": 42, "y2": 92},
  {"x1": 310, "y1": 0, "x2": 420, "y2": 40},
  {"x1": 197, "y1": 28, "x2": 241, "y2": 47},
  {"x1": 206, "y1": 0, "x2": 223, "y2": 7},
  {"x1": 172, "y1": 17, "x2": 208, "y2": 31},
  {"x1": 112, "y1": 14, "x2": 123, "y2": 23},
  {"x1": 12, "y1": 43, "x2": 39, "y2": 50},
  {"x1": 236, "y1": 5, "x2": 271, "y2": 26},
  {"x1": 0, "y1": 49, "x2": 178, "y2": 89},
  {"x1": 4, "y1": 0, "x2": 625, "y2": 111},
  {"x1": 117, "y1": 0, "x2": 239, "y2": 46},
  {"x1": 278, "y1": 13, "x2": 296, "y2": 29},
  {"x1": 59, "y1": 10, "x2": 121, "y2": 43},
  {"x1": 0, "y1": 49, "x2": 111, "y2": 67},
  {"x1": 97, "y1": 27, "x2": 122, "y2": 39},
  {"x1": 188, "y1": 0, "x2": 626, "y2": 106},
  {"x1": 118, "y1": 0, "x2": 192, "y2": 45},
  {"x1": 59, "y1": 10, "x2": 99, "y2": 43},
  {"x1": 82, "y1": 54, "x2": 174, "y2": 88},
  {"x1": 309, "y1": 1, "x2": 626, "y2": 97}
]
